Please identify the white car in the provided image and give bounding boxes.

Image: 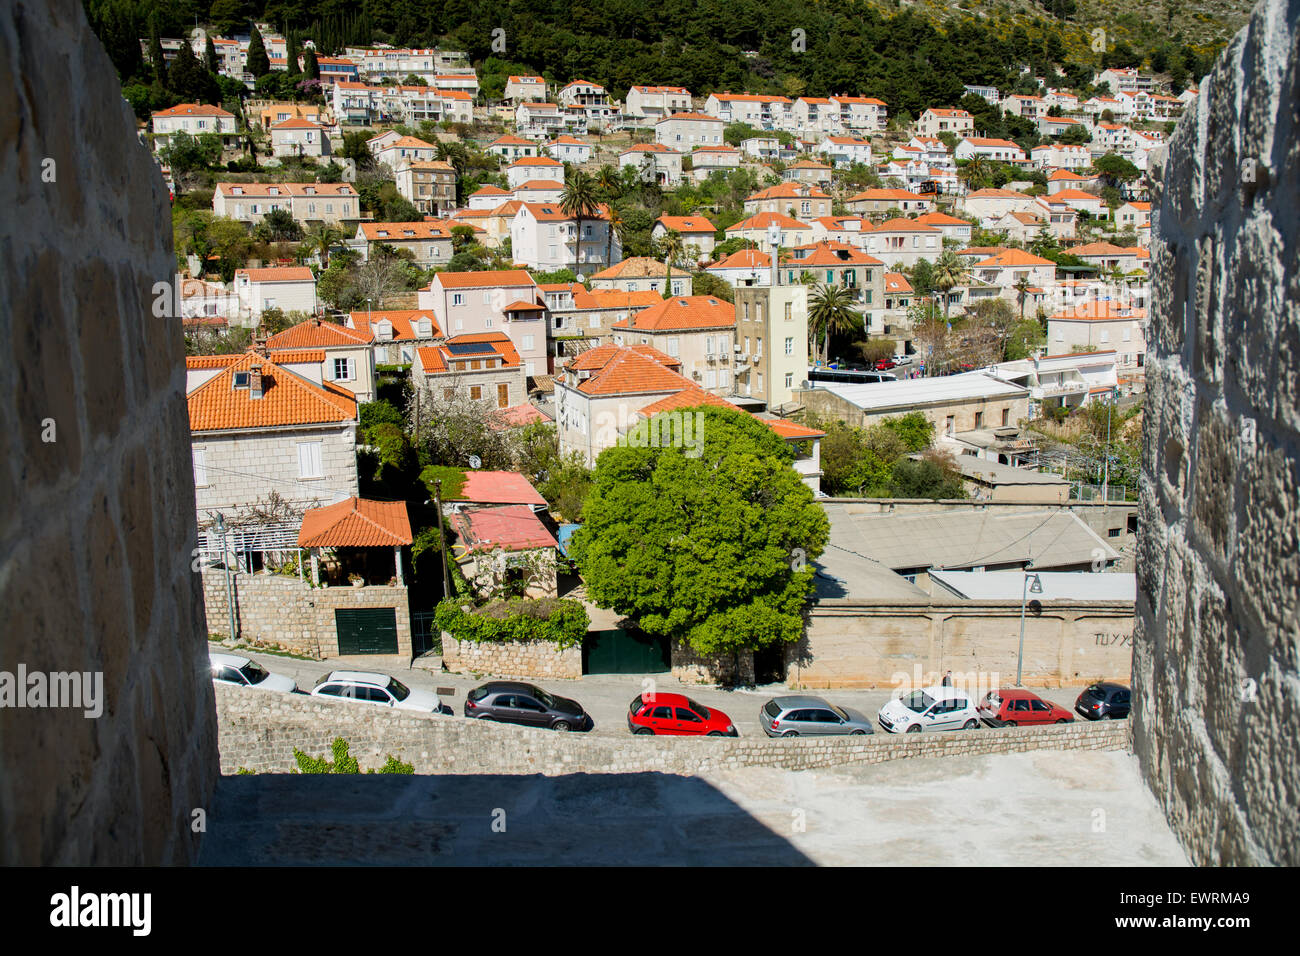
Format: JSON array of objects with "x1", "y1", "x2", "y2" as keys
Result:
[
  {"x1": 210, "y1": 652, "x2": 298, "y2": 694},
  {"x1": 892, "y1": 353, "x2": 912, "y2": 365},
  {"x1": 310, "y1": 670, "x2": 441, "y2": 713},
  {"x1": 877, "y1": 685, "x2": 981, "y2": 733}
]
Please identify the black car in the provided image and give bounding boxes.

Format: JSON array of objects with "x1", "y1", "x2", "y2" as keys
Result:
[
  {"x1": 464, "y1": 681, "x2": 590, "y2": 731},
  {"x1": 1075, "y1": 682, "x2": 1131, "y2": 720}
]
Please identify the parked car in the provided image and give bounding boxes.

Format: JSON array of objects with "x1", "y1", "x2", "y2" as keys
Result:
[
  {"x1": 978, "y1": 688, "x2": 1074, "y2": 727},
  {"x1": 310, "y1": 670, "x2": 441, "y2": 713},
  {"x1": 874, "y1": 358, "x2": 896, "y2": 371},
  {"x1": 210, "y1": 652, "x2": 297, "y2": 693},
  {"x1": 1075, "y1": 682, "x2": 1131, "y2": 720},
  {"x1": 877, "y1": 685, "x2": 981, "y2": 733},
  {"x1": 761, "y1": 696, "x2": 874, "y2": 737},
  {"x1": 627, "y1": 693, "x2": 737, "y2": 736},
  {"x1": 464, "y1": 681, "x2": 590, "y2": 731},
  {"x1": 892, "y1": 353, "x2": 912, "y2": 366}
]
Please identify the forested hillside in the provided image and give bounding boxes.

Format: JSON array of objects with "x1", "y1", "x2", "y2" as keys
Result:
[{"x1": 87, "y1": 0, "x2": 1248, "y2": 112}]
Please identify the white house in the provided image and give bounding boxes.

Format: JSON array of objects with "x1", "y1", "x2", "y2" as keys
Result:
[
  {"x1": 625, "y1": 85, "x2": 693, "y2": 125},
  {"x1": 816, "y1": 136, "x2": 873, "y2": 167},
  {"x1": 655, "y1": 111, "x2": 726, "y2": 149},
  {"x1": 955, "y1": 137, "x2": 1027, "y2": 163},
  {"x1": 543, "y1": 135, "x2": 593, "y2": 164},
  {"x1": 233, "y1": 267, "x2": 317, "y2": 324},
  {"x1": 151, "y1": 103, "x2": 239, "y2": 151},
  {"x1": 619, "y1": 145, "x2": 684, "y2": 187},
  {"x1": 510, "y1": 202, "x2": 620, "y2": 275},
  {"x1": 270, "y1": 118, "x2": 330, "y2": 158}
]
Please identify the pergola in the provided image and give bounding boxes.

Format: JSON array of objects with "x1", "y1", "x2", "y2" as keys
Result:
[{"x1": 296, "y1": 497, "x2": 414, "y2": 587}]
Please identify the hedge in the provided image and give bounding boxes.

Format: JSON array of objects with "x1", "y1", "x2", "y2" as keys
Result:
[{"x1": 434, "y1": 597, "x2": 590, "y2": 649}]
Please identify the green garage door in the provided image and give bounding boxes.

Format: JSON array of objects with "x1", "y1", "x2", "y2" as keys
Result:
[
  {"x1": 335, "y1": 608, "x2": 399, "y2": 655},
  {"x1": 583, "y1": 627, "x2": 670, "y2": 675}
]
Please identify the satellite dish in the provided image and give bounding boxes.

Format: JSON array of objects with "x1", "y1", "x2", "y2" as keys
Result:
[{"x1": 468, "y1": 455, "x2": 482, "y2": 469}]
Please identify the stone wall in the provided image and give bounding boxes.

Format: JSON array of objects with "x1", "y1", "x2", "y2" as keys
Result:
[
  {"x1": 202, "y1": 570, "x2": 412, "y2": 659},
  {"x1": 671, "y1": 643, "x2": 756, "y2": 686},
  {"x1": 0, "y1": 0, "x2": 217, "y2": 863},
  {"x1": 214, "y1": 682, "x2": 1131, "y2": 776},
  {"x1": 1137, "y1": 0, "x2": 1299, "y2": 866},
  {"x1": 441, "y1": 633, "x2": 582, "y2": 680},
  {"x1": 794, "y1": 600, "x2": 1134, "y2": 688}
]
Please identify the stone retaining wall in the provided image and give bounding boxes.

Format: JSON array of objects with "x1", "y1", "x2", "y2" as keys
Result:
[
  {"x1": 202, "y1": 570, "x2": 412, "y2": 659},
  {"x1": 440, "y1": 633, "x2": 582, "y2": 680},
  {"x1": 215, "y1": 683, "x2": 1131, "y2": 777}
]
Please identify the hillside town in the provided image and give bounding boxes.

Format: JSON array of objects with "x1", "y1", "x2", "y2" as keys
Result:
[{"x1": 127, "y1": 13, "x2": 1177, "y2": 722}]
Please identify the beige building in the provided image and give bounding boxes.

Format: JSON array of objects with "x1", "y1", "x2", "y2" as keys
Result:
[
  {"x1": 744, "y1": 182, "x2": 833, "y2": 220},
  {"x1": 589, "y1": 257, "x2": 691, "y2": 297},
  {"x1": 395, "y1": 160, "x2": 456, "y2": 217},
  {"x1": 917, "y1": 107, "x2": 974, "y2": 138},
  {"x1": 413, "y1": 332, "x2": 528, "y2": 409},
  {"x1": 610, "y1": 295, "x2": 737, "y2": 395},
  {"x1": 266, "y1": 318, "x2": 379, "y2": 403},
  {"x1": 733, "y1": 284, "x2": 810, "y2": 412},
  {"x1": 1047, "y1": 301, "x2": 1148, "y2": 376},
  {"x1": 213, "y1": 182, "x2": 360, "y2": 228},
  {"x1": 356, "y1": 220, "x2": 454, "y2": 269}
]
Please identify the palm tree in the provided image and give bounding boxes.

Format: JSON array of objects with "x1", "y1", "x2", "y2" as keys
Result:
[
  {"x1": 931, "y1": 249, "x2": 969, "y2": 321},
  {"x1": 595, "y1": 164, "x2": 622, "y2": 202},
  {"x1": 960, "y1": 155, "x2": 992, "y2": 192},
  {"x1": 1013, "y1": 274, "x2": 1032, "y2": 320},
  {"x1": 560, "y1": 169, "x2": 602, "y2": 275},
  {"x1": 808, "y1": 283, "x2": 862, "y2": 365},
  {"x1": 304, "y1": 223, "x2": 342, "y2": 270}
]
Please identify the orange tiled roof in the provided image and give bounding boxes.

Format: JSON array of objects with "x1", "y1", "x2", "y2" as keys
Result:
[
  {"x1": 570, "y1": 347, "x2": 694, "y2": 396},
  {"x1": 188, "y1": 352, "x2": 356, "y2": 432},
  {"x1": 431, "y1": 270, "x2": 537, "y2": 290},
  {"x1": 590, "y1": 257, "x2": 690, "y2": 281},
  {"x1": 297, "y1": 497, "x2": 413, "y2": 547},
  {"x1": 416, "y1": 332, "x2": 520, "y2": 375},
  {"x1": 610, "y1": 295, "x2": 734, "y2": 332},
  {"x1": 266, "y1": 318, "x2": 373, "y2": 349},
  {"x1": 656, "y1": 215, "x2": 717, "y2": 234},
  {"x1": 638, "y1": 386, "x2": 734, "y2": 415},
  {"x1": 360, "y1": 221, "x2": 453, "y2": 241},
  {"x1": 348, "y1": 309, "x2": 442, "y2": 341},
  {"x1": 235, "y1": 267, "x2": 314, "y2": 283},
  {"x1": 972, "y1": 248, "x2": 1055, "y2": 267}
]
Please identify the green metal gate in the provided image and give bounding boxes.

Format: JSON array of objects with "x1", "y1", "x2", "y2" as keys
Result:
[
  {"x1": 335, "y1": 608, "x2": 399, "y2": 655},
  {"x1": 582, "y1": 627, "x2": 671, "y2": 675}
]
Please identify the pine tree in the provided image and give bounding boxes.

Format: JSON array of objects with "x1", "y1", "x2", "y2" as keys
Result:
[
  {"x1": 247, "y1": 27, "x2": 270, "y2": 78},
  {"x1": 148, "y1": 17, "x2": 168, "y2": 88},
  {"x1": 205, "y1": 35, "x2": 219, "y2": 74},
  {"x1": 304, "y1": 49, "x2": 321, "y2": 81},
  {"x1": 285, "y1": 31, "x2": 301, "y2": 77}
]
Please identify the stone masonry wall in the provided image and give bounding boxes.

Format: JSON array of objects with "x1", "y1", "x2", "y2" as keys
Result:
[
  {"x1": 1137, "y1": 0, "x2": 1300, "y2": 865},
  {"x1": 0, "y1": 0, "x2": 218, "y2": 863},
  {"x1": 202, "y1": 570, "x2": 412, "y2": 659},
  {"x1": 441, "y1": 634, "x2": 582, "y2": 680},
  {"x1": 214, "y1": 682, "x2": 1131, "y2": 777}
]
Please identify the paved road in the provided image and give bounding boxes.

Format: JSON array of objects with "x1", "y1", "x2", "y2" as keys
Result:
[{"x1": 213, "y1": 642, "x2": 1106, "y2": 740}]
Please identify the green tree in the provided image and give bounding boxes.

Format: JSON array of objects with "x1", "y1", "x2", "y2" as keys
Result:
[
  {"x1": 931, "y1": 250, "x2": 968, "y2": 321},
  {"x1": 147, "y1": 17, "x2": 168, "y2": 88},
  {"x1": 559, "y1": 169, "x2": 601, "y2": 275},
  {"x1": 808, "y1": 283, "x2": 861, "y2": 364},
  {"x1": 247, "y1": 27, "x2": 270, "y2": 79},
  {"x1": 204, "y1": 35, "x2": 219, "y2": 74},
  {"x1": 304, "y1": 49, "x2": 321, "y2": 81},
  {"x1": 880, "y1": 412, "x2": 935, "y2": 453},
  {"x1": 571, "y1": 406, "x2": 829, "y2": 661}
]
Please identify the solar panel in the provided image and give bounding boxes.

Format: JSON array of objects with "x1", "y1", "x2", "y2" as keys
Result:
[{"x1": 446, "y1": 342, "x2": 496, "y2": 356}]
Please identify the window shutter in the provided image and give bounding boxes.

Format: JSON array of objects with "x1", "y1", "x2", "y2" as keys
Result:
[
  {"x1": 347, "y1": 358, "x2": 355, "y2": 380},
  {"x1": 192, "y1": 449, "x2": 207, "y2": 487}
]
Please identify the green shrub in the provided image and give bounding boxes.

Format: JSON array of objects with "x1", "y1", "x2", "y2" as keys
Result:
[
  {"x1": 291, "y1": 737, "x2": 414, "y2": 774},
  {"x1": 434, "y1": 597, "x2": 589, "y2": 649}
]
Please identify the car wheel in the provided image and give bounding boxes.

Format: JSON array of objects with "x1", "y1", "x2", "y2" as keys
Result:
[
  {"x1": 1003, "y1": 720, "x2": 1017, "y2": 728},
  {"x1": 782, "y1": 730, "x2": 799, "y2": 738},
  {"x1": 1055, "y1": 718, "x2": 1068, "y2": 724},
  {"x1": 552, "y1": 720, "x2": 571, "y2": 732},
  {"x1": 850, "y1": 729, "x2": 867, "y2": 736},
  {"x1": 634, "y1": 727, "x2": 654, "y2": 735},
  {"x1": 477, "y1": 715, "x2": 496, "y2": 721},
  {"x1": 905, "y1": 724, "x2": 921, "y2": 733},
  {"x1": 707, "y1": 731, "x2": 724, "y2": 736},
  {"x1": 963, "y1": 719, "x2": 979, "y2": 730}
]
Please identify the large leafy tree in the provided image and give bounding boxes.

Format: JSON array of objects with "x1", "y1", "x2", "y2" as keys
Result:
[{"x1": 571, "y1": 406, "x2": 829, "y2": 658}]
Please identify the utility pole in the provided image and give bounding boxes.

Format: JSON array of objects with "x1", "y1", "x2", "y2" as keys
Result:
[
  {"x1": 214, "y1": 512, "x2": 237, "y2": 642},
  {"x1": 1102, "y1": 385, "x2": 1115, "y2": 505},
  {"x1": 434, "y1": 479, "x2": 452, "y2": 599}
]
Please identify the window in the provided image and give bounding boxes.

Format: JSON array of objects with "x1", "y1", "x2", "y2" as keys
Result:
[
  {"x1": 498, "y1": 383, "x2": 510, "y2": 408},
  {"x1": 452, "y1": 293, "x2": 464, "y2": 306},
  {"x1": 785, "y1": 372, "x2": 793, "y2": 389},
  {"x1": 974, "y1": 411, "x2": 984, "y2": 429},
  {"x1": 522, "y1": 335, "x2": 535, "y2": 350},
  {"x1": 1108, "y1": 527, "x2": 1122, "y2": 538},
  {"x1": 785, "y1": 337, "x2": 794, "y2": 356},
  {"x1": 297, "y1": 441, "x2": 323, "y2": 480},
  {"x1": 332, "y1": 358, "x2": 352, "y2": 381},
  {"x1": 192, "y1": 449, "x2": 208, "y2": 487},
  {"x1": 1001, "y1": 408, "x2": 1010, "y2": 427},
  {"x1": 469, "y1": 385, "x2": 482, "y2": 400}
]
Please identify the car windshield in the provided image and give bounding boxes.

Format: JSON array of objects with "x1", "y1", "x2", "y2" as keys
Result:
[
  {"x1": 240, "y1": 662, "x2": 270, "y2": 685},
  {"x1": 903, "y1": 691, "x2": 935, "y2": 713},
  {"x1": 764, "y1": 700, "x2": 782, "y2": 718},
  {"x1": 533, "y1": 688, "x2": 557, "y2": 709},
  {"x1": 386, "y1": 679, "x2": 410, "y2": 702},
  {"x1": 630, "y1": 695, "x2": 644, "y2": 714},
  {"x1": 685, "y1": 698, "x2": 710, "y2": 720}
]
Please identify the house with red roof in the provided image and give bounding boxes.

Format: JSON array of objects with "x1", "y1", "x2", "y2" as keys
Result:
[
  {"x1": 618, "y1": 143, "x2": 684, "y2": 187},
  {"x1": 356, "y1": 220, "x2": 455, "y2": 268},
  {"x1": 609, "y1": 296, "x2": 736, "y2": 394},
  {"x1": 960, "y1": 187, "x2": 1041, "y2": 227},
  {"x1": 744, "y1": 182, "x2": 833, "y2": 220},
  {"x1": 419, "y1": 270, "x2": 547, "y2": 376},
  {"x1": 961, "y1": 247, "x2": 1058, "y2": 312},
  {"x1": 624, "y1": 85, "x2": 694, "y2": 125},
  {"x1": 780, "y1": 242, "x2": 885, "y2": 309},
  {"x1": 589, "y1": 257, "x2": 692, "y2": 296},
  {"x1": 652, "y1": 215, "x2": 719, "y2": 261},
  {"x1": 266, "y1": 317, "x2": 377, "y2": 401},
  {"x1": 860, "y1": 218, "x2": 945, "y2": 268},
  {"x1": 655, "y1": 111, "x2": 725, "y2": 149},
  {"x1": 297, "y1": 496, "x2": 414, "y2": 588},
  {"x1": 233, "y1": 267, "x2": 317, "y2": 325},
  {"x1": 186, "y1": 349, "x2": 359, "y2": 534},
  {"x1": 486, "y1": 134, "x2": 540, "y2": 161},
  {"x1": 725, "y1": 212, "x2": 816, "y2": 253},
  {"x1": 505, "y1": 155, "x2": 564, "y2": 189},
  {"x1": 346, "y1": 308, "x2": 442, "y2": 366},
  {"x1": 1047, "y1": 301, "x2": 1147, "y2": 379},
  {"x1": 686, "y1": 145, "x2": 742, "y2": 182},
  {"x1": 509, "y1": 201, "x2": 620, "y2": 275},
  {"x1": 816, "y1": 135, "x2": 874, "y2": 168},
  {"x1": 543, "y1": 135, "x2": 594, "y2": 164},
  {"x1": 705, "y1": 248, "x2": 773, "y2": 289},
  {"x1": 150, "y1": 103, "x2": 239, "y2": 151},
  {"x1": 844, "y1": 188, "x2": 935, "y2": 216},
  {"x1": 447, "y1": 505, "x2": 560, "y2": 598},
  {"x1": 918, "y1": 107, "x2": 974, "y2": 138},
  {"x1": 270, "y1": 118, "x2": 330, "y2": 158},
  {"x1": 503, "y1": 76, "x2": 547, "y2": 105},
  {"x1": 537, "y1": 284, "x2": 664, "y2": 355},
  {"x1": 413, "y1": 332, "x2": 527, "y2": 409}
]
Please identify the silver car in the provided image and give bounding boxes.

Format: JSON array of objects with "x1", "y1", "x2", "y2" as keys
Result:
[{"x1": 761, "y1": 696, "x2": 874, "y2": 737}]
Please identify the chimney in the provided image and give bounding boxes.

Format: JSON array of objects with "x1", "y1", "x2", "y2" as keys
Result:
[{"x1": 248, "y1": 365, "x2": 264, "y2": 399}]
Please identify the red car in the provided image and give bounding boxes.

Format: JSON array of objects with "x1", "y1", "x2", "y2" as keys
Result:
[
  {"x1": 627, "y1": 693, "x2": 738, "y2": 736},
  {"x1": 874, "y1": 359, "x2": 896, "y2": 371},
  {"x1": 977, "y1": 688, "x2": 1074, "y2": 727}
]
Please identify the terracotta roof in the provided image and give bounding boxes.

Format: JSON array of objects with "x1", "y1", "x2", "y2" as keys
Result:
[
  {"x1": 965, "y1": 188, "x2": 1032, "y2": 199},
  {"x1": 972, "y1": 248, "x2": 1055, "y2": 267},
  {"x1": 449, "y1": 505, "x2": 557, "y2": 554},
  {"x1": 216, "y1": 182, "x2": 355, "y2": 198},
  {"x1": 884, "y1": 273, "x2": 913, "y2": 293},
  {"x1": 1070, "y1": 241, "x2": 1137, "y2": 256},
  {"x1": 297, "y1": 497, "x2": 413, "y2": 547},
  {"x1": 1051, "y1": 189, "x2": 1106, "y2": 202},
  {"x1": 154, "y1": 103, "x2": 234, "y2": 118},
  {"x1": 188, "y1": 352, "x2": 356, "y2": 432},
  {"x1": 271, "y1": 118, "x2": 324, "y2": 130},
  {"x1": 491, "y1": 404, "x2": 554, "y2": 428},
  {"x1": 610, "y1": 295, "x2": 734, "y2": 332},
  {"x1": 914, "y1": 212, "x2": 972, "y2": 227},
  {"x1": 266, "y1": 318, "x2": 373, "y2": 349},
  {"x1": 431, "y1": 270, "x2": 537, "y2": 290},
  {"x1": 727, "y1": 212, "x2": 812, "y2": 232},
  {"x1": 747, "y1": 182, "x2": 830, "y2": 201},
  {"x1": 451, "y1": 471, "x2": 547, "y2": 506},
  {"x1": 764, "y1": 418, "x2": 825, "y2": 440},
  {"x1": 360, "y1": 221, "x2": 453, "y2": 241},
  {"x1": 186, "y1": 354, "x2": 242, "y2": 369},
  {"x1": 348, "y1": 309, "x2": 442, "y2": 341},
  {"x1": 708, "y1": 249, "x2": 771, "y2": 270},
  {"x1": 567, "y1": 343, "x2": 680, "y2": 371},
  {"x1": 508, "y1": 156, "x2": 563, "y2": 167},
  {"x1": 871, "y1": 218, "x2": 942, "y2": 233},
  {"x1": 590, "y1": 257, "x2": 690, "y2": 280},
  {"x1": 638, "y1": 386, "x2": 734, "y2": 416},
  {"x1": 416, "y1": 332, "x2": 520, "y2": 374},
  {"x1": 656, "y1": 215, "x2": 717, "y2": 234},
  {"x1": 655, "y1": 111, "x2": 722, "y2": 123},
  {"x1": 782, "y1": 241, "x2": 883, "y2": 267},
  {"x1": 235, "y1": 267, "x2": 314, "y2": 283},
  {"x1": 570, "y1": 347, "x2": 693, "y2": 396},
  {"x1": 489, "y1": 135, "x2": 535, "y2": 146},
  {"x1": 847, "y1": 188, "x2": 924, "y2": 202}
]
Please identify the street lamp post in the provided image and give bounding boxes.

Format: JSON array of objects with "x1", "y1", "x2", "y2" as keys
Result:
[{"x1": 1017, "y1": 571, "x2": 1043, "y2": 686}]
